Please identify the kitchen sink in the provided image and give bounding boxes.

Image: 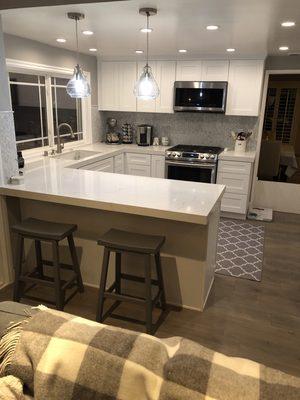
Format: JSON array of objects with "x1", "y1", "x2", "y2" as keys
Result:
[{"x1": 56, "y1": 150, "x2": 100, "y2": 160}]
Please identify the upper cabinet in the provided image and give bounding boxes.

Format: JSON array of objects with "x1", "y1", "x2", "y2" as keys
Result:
[
  {"x1": 176, "y1": 61, "x2": 202, "y2": 81},
  {"x1": 98, "y1": 61, "x2": 137, "y2": 111},
  {"x1": 176, "y1": 60, "x2": 229, "y2": 81},
  {"x1": 155, "y1": 61, "x2": 176, "y2": 113},
  {"x1": 98, "y1": 58, "x2": 265, "y2": 116},
  {"x1": 226, "y1": 60, "x2": 265, "y2": 116},
  {"x1": 202, "y1": 60, "x2": 229, "y2": 81}
]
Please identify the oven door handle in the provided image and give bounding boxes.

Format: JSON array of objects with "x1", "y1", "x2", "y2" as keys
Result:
[{"x1": 165, "y1": 161, "x2": 216, "y2": 169}]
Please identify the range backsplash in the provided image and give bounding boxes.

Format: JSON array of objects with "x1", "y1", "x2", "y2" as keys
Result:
[{"x1": 100, "y1": 111, "x2": 259, "y2": 151}]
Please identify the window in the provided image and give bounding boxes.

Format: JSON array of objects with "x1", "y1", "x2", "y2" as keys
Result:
[{"x1": 9, "y1": 69, "x2": 87, "y2": 152}]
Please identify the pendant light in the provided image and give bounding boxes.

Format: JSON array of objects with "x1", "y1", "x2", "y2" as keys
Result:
[
  {"x1": 66, "y1": 12, "x2": 91, "y2": 99},
  {"x1": 134, "y1": 8, "x2": 160, "y2": 100}
]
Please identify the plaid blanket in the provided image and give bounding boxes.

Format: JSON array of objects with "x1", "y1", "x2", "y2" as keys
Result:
[{"x1": 0, "y1": 308, "x2": 300, "y2": 399}]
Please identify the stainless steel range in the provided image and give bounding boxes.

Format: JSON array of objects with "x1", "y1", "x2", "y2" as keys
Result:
[{"x1": 165, "y1": 145, "x2": 223, "y2": 184}]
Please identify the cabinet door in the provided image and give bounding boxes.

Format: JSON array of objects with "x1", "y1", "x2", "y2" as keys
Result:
[
  {"x1": 226, "y1": 60, "x2": 264, "y2": 116},
  {"x1": 202, "y1": 60, "x2": 229, "y2": 81},
  {"x1": 127, "y1": 164, "x2": 151, "y2": 177},
  {"x1": 176, "y1": 61, "x2": 202, "y2": 81},
  {"x1": 114, "y1": 154, "x2": 124, "y2": 174},
  {"x1": 136, "y1": 61, "x2": 157, "y2": 112},
  {"x1": 80, "y1": 158, "x2": 114, "y2": 173},
  {"x1": 155, "y1": 61, "x2": 176, "y2": 113},
  {"x1": 98, "y1": 62, "x2": 119, "y2": 111},
  {"x1": 217, "y1": 172, "x2": 250, "y2": 195},
  {"x1": 118, "y1": 62, "x2": 137, "y2": 111},
  {"x1": 151, "y1": 155, "x2": 165, "y2": 178},
  {"x1": 126, "y1": 153, "x2": 151, "y2": 165},
  {"x1": 221, "y1": 193, "x2": 248, "y2": 214}
]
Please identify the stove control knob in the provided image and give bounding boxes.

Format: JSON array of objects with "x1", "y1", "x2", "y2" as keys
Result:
[
  {"x1": 200, "y1": 154, "x2": 205, "y2": 159},
  {"x1": 173, "y1": 152, "x2": 180, "y2": 158},
  {"x1": 166, "y1": 151, "x2": 172, "y2": 157},
  {"x1": 210, "y1": 154, "x2": 215, "y2": 159},
  {"x1": 204, "y1": 154, "x2": 210, "y2": 159}
]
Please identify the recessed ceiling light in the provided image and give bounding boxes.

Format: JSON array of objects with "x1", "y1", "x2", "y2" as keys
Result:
[
  {"x1": 56, "y1": 38, "x2": 66, "y2": 43},
  {"x1": 226, "y1": 48, "x2": 236, "y2": 52},
  {"x1": 135, "y1": 50, "x2": 144, "y2": 54},
  {"x1": 82, "y1": 30, "x2": 94, "y2": 35},
  {"x1": 206, "y1": 25, "x2": 219, "y2": 30},
  {"x1": 279, "y1": 46, "x2": 289, "y2": 51},
  {"x1": 281, "y1": 21, "x2": 295, "y2": 27},
  {"x1": 178, "y1": 49, "x2": 187, "y2": 53},
  {"x1": 89, "y1": 48, "x2": 97, "y2": 52},
  {"x1": 140, "y1": 27, "x2": 153, "y2": 33}
]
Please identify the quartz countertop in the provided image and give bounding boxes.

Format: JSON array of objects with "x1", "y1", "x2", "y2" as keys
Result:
[
  {"x1": 0, "y1": 143, "x2": 225, "y2": 225},
  {"x1": 219, "y1": 149, "x2": 256, "y2": 162}
]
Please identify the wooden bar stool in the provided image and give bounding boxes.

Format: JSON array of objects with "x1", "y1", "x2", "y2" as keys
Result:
[
  {"x1": 96, "y1": 229, "x2": 167, "y2": 334},
  {"x1": 11, "y1": 218, "x2": 84, "y2": 310}
]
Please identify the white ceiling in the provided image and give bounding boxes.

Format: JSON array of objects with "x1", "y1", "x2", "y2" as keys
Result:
[{"x1": 2, "y1": 0, "x2": 300, "y2": 60}]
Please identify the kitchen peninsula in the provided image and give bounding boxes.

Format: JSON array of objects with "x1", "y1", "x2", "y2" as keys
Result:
[{"x1": 0, "y1": 144, "x2": 225, "y2": 311}]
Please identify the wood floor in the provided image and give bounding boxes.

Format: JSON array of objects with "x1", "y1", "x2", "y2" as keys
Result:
[{"x1": 1, "y1": 211, "x2": 300, "y2": 377}]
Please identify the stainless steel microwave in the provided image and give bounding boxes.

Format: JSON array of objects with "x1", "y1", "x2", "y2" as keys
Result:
[{"x1": 173, "y1": 81, "x2": 228, "y2": 113}]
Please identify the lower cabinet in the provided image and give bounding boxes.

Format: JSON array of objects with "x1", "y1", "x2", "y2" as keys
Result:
[
  {"x1": 80, "y1": 157, "x2": 114, "y2": 173},
  {"x1": 79, "y1": 153, "x2": 165, "y2": 178},
  {"x1": 114, "y1": 154, "x2": 124, "y2": 174},
  {"x1": 217, "y1": 160, "x2": 253, "y2": 218},
  {"x1": 151, "y1": 155, "x2": 165, "y2": 178}
]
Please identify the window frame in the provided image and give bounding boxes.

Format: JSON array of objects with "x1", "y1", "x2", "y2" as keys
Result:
[{"x1": 6, "y1": 58, "x2": 92, "y2": 159}]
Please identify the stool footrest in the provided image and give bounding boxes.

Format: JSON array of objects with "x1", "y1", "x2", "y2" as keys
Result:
[
  {"x1": 104, "y1": 292, "x2": 145, "y2": 305},
  {"x1": 120, "y1": 273, "x2": 159, "y2": 286},
  {"x1": 42, "y1": 260, "x2": 75, "y2": 271}
]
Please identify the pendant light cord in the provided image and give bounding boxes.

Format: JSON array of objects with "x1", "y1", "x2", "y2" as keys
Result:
[
  {"x1": 75, "y1": 16, "x2": 79, "y2": 65},
  {"x1": 146, "y1": 12, "x2": 149, "y2": 68}
]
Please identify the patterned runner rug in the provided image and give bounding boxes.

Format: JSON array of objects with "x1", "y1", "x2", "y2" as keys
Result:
[{"x1": 216, "y1": 219, "x2": 265, "y2": 281}]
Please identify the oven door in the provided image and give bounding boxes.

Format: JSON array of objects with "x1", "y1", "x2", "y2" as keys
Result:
[{"x1": 166, "y1": 161, "x2": 217, "y2": 183}]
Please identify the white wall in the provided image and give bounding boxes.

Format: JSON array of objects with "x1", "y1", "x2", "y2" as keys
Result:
[{"x1": 4, "y1": 33, "x2": 98, "y2": 106}]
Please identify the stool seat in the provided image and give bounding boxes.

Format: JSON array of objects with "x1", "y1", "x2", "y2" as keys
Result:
[
  {"x1": 97, "y1": 229, "x2": 165, "y2": 254},
  {"x1": 12, "y1": 218, "x2": 77, "y2": 241}
]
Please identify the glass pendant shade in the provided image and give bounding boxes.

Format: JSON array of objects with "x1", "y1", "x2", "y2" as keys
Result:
[
  {"x1": 134, "y1": 65, "x2": 160, "y2": 100},
  {"x1": 66, "y1": 64, "x2": 91, "y2": 98}
]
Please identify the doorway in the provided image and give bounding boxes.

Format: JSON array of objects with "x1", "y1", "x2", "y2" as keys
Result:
[{"x1": 253, "y1": 70, "x2": 300, "y2": 214}]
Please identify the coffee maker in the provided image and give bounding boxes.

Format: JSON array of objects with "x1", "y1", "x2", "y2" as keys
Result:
[{"x1": 136, "y1": 125, "x2": 153, "y2": 146}]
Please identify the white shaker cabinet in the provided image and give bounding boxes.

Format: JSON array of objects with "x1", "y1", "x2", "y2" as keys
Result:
[
  {"x1": 202, "y1": 60, "x2": 229, "y2": 81},
  {"x1": 226, "y1": 60, "x2": 265, "y2": 116},
  {"x1": 176, "y1": 61, "x2": 202, "y2": 81},
  {"x1": 151, "y1": 155, "x2": 165, "y2": 178},
  {"x1": 118, "y1": 62, "x2": 137, "y2": 111},
  {"x1": 125, "y1": 153, "x2": 151, "y2": 176},
  {"x1": 98, "y1": 62, "x2": 119, "y2": 111},
  {"x1": 217, "y1": 160, "x2": 253, "y2": 218},
  {"x1": 79, "y1": 157, "x2": 114, "y2": 173},
  {"x1": 98, "y1": 61, "x2": 137, "y2": 111},
  {"x1": 155, "y1": 61, "x2": 176, "y2": 113},
  {"x1": 114, "y1": 154, "x2": 125, "y2": 174}
]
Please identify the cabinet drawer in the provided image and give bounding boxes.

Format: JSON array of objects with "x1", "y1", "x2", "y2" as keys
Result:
[
  {"x1": 218, "y1": 160, "x2": 252, "y2": 175},
  {"x1": 80, "y1": 157, "x2": 114, "y2": 172},
  {"x1": 126, "y1": 153, "x2": 151, "y2": 165},
  {"x1": 127, "y1": 164, "x2": 151, "y2": 177},
  {"x1": 221, "y1": 193, "x2": 248, "y2": 214},
  {"x1": 114, "y1": 154, "x2": 124, "y2": 174},
  {"x1": 217, "y1": 172, "x2": 250, "y2": 195}
]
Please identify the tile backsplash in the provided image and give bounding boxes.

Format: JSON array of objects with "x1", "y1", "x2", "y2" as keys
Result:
[{"x1": 100, "y1": 111, "x2": 259, "y2": 151}]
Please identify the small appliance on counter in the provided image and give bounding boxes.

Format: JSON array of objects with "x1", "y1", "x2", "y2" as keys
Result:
[
  {"x1": 106, "y1": 118, "x2": 121, "y2": 145},
  {"x1": 136, "y1": 124, "x2": 153, "y2": 146},
  {"x1": 121, "y1": 123, "x2": 134, "y2": 144},
  {"x1": 231, "y1": 131, "x2": 252, "y2": 153}
]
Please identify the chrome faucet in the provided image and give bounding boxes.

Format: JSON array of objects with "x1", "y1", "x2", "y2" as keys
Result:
[{"x1": 56, "y1": 123, "x2": 76, "y2": 154}]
